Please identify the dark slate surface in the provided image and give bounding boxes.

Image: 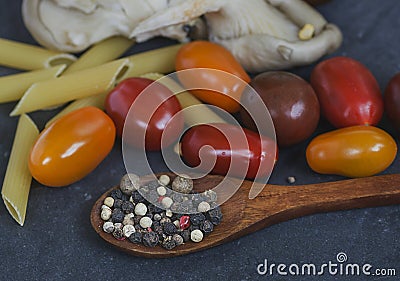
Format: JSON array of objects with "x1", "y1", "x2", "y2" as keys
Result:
[{"x1": 0, "y1": 1, "x2": 399, "y2": 280}]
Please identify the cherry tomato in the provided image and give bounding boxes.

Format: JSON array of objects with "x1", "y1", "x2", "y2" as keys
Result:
[
  {"x1": 175, "y1": 41, "x2": 251, "y2": 113},
  {"x1": 29, "y1": 107, "x2": 116, "y2": 187},
  {"x1": 306, "y1": 125, "x2": 397, "y2": 178},
  {"x1": 105, "y1": 77, "x2": 184, "y2": 151},
  {"x1": 241, "y1": 71, "x2": 320, "y2": 147},
  {"x1": 384, "y1": 72, "x2": 400, "y2": 132},
  {"x1": 310, "y1": 56, "x2": 383, "y2": 128},
  {"x1": 181, "y1": 123, "x2": 277, "y2": 180}
]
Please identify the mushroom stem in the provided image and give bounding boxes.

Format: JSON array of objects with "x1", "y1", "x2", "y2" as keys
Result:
[
  {"x1": 268, "y1": 0, "x2": 327, "y2": 34},
  {"x1": 217, "y1": 23, "x2": 342, "y2": 72}
]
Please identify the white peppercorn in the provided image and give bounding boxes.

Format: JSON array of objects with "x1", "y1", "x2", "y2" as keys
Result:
[
  {"x1": 123, "y1": 224, "x2": 136, "y2": 238},
  {"x1": 101, "y1": 207, "x2": 112, "y2": 221},
  {"x1": 153, "y1": 213, "x2": 162, "y2": 221},
  {"x1": 287, "y1": 176, "x2": 296, "y2": 184},
  {"x1": 134, "y1": 202, "x2": 147, "y2": 216},
  {"x1": 156, "y1": 186, "x2": 167, "y2": 196},
  {"x1": 161, "y1": 197, "x2": 173, "y2": 209},
  {"x1": 160, "y1": 217, "x2": 171, "y2": 225},
  {"x1": 139, "y1": 216, "x2": 153, "y2": 228},
  {"x1": 123, "y1": 213, "x2": 135, "y2": 226},
  {"x1": 101, "y1": 204, "x2": 111, "y2": 211},
  {"x1": 172, "y1": 234, "x2": 184, "y2": 246},
  {"x1": 158, "y1": 174, "x2": 170, "y2": 186},
  {"x1": 120, "y1": 173, "x2": 140, "y2": 195},
  {"x1": 172, "y1": 174, "x2": 193, "y2": 194},
  {"x1": 103, "y1": 197, "x2": 114, "y2": 208},
  {"x1": 114, "y1": 223, "x2": 123, "y2": 229},
  {"x1": 190, "y1": 229, "x2": 204, "y2": 242},
  {"x1": 102, "y1": 221, "x2": 114, "y2": 233},
  {"x1": 198, "y1": 201, "x2": 211, "y2": 213},
  {"x1": 165, "y1": 209, "x2": 173, "y2": 218},
  {"x1": 173, "y1": 220, "x2": 180, "y2": 229}
]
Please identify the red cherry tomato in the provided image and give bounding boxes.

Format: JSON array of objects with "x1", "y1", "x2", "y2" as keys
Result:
[
  {"x1": 105, "y1": 77, "x2": 184, "y2": 151},
  {"x1": 29, "y1": 107, "x2": 116, "y2": 187},
  {"x1": 306, "y1": 125, "x2": 397, "y2": 178},
  {"x1": 384, "y1": 72, "x2": 400, "y2": 132},
  {"x1": 181, "y1": 123, "x2": 277, "y2": 180},
  {"x1": 175, "y1": 41, "x2": 251, "y2": 113},
  {"x1": 310, "y1": 56, "x2": 383, "y2": 128}
]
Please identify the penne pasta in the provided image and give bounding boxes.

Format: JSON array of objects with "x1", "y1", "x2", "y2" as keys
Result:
[
  {"x1": 10, "y1": 59, "x2": 130, "y2": 116},
  {"x1": 64, "y1": 36, "x2": 134, "y2": 74},
  {"x1": 141, "y1": 73, "x2": 227, "y2": 126},
  {"x1": 1, "y1": 114, "x2": 39, "y2": 226},
  {"x1": 45, "y1": 44, "x2": 182, "y2": 125},
  {"x1": 0, "y1": 38, "x2": 76, "y2": 70},
  {"x1": 119, "y1": 44, "x2": 182, "y2": 81},
  {"x1": 45, "y1": 91, "x2": 108, "y2": 127},
  {"x1": 0, "y1": 65, "x2": 66, "y2": 103}
]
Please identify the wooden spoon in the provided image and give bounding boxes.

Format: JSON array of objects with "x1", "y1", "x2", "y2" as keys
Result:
[{"x1": 90, "y1": 173, "x2": 400, "y2": 258}]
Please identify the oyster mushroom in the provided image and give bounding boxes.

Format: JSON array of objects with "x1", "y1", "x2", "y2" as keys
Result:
[
  {"x1": 132, "y1": 0, "x2": 343, "y2": 72},
  {"x1": 22, "y1": 0, "x2": 342, "y2": 72},
  {"x1": 22, "y1": 0, "x2": 170, "y2": 52}
]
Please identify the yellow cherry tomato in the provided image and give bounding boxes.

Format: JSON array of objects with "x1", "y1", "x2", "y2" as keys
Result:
[
  {"x1": 29, "y1": 106, "x2": 116, "y2": 187},
  {"x1": 306, "y1": 125, "x2": 397, "y2": 177}
]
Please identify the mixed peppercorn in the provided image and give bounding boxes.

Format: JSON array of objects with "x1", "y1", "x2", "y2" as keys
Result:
[{"x1": 100, "y1": 173, "x2": 223, "y2": 249}]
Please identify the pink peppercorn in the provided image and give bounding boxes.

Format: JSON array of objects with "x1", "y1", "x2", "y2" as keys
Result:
[{"x1": 180, "y1": 215, "x2": 190, "y2": 230}]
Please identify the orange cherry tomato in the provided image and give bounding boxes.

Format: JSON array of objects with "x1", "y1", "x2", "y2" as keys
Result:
[
  {"x1": 29, "y1": 107, "x2": 116, "y2": 187},
  {"x1": 175, "y1": 41, "x2": 251, "y2": 113},
  {"x1": 306, "y1": 125, "x2": 397, "y2": 178}
]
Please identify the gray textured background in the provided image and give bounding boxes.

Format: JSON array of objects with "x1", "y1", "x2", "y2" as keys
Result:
[{"x1": 0, "y1": 1, "x2": 399, "y2": 280}]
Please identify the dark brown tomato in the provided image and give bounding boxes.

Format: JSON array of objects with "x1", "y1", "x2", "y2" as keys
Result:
[
  {"x1": 384, "y1": 72, "x2": 400, "y2": 132},
  {"x1": 240, "y1": 71, "x2": 320, "y2": 147}
]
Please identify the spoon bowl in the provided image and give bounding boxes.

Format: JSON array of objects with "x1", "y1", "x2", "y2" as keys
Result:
[{"x1": 91, "y1": 173, "x2": 400, "y2": 258}]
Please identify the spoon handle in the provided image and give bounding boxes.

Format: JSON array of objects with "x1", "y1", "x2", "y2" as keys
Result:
[{"x1": 239, "y1": 174, "x2": 400, "y2": 235}]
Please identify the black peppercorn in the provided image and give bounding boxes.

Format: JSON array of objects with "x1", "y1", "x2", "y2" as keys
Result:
[
  {"x1": 133, "y1": 215, "x2": 142, "y2": 225},
  {"x1": 162, "y1": 236, "x2": 176, "y2": 250},
  {"x1": 170, "y1": 193, "x2": 184, "y2": 203},
  {"x1": 142, "y1": 231, "x2": 159, "y2": 247},
  {"x1": 145, "y1": 190, "x2": 159, "y2": 205},
  {"x1": 129, "y1": 232, "x2": 142, "y2": 244},
  {"x1": 207, "y1": 207, "x2": 223, "y2": 225},
  {"x1": 148, "y1": 204, "x2": 163, "y2": 214},
  {"x1": 180, "y1": 229, "x2": 191, "y2": 242},
  {"x1": 170, "y1": 203, "x2": 179, "y2": 213},
  {"x1": 111, "y1": 208, "x2": 124, "y2": 223},
  {"x1": 200, "y1": 220, "x2": 214, "y2": 234},
  {"x1": 113, "y1": 199, "x2": 123, "y2": 209},
  {"x1": 163, "y1": 222, "x2": 177, "y2": 235},
  {"x1": 188, "y1": 224, "x2": 200, "y2": 232},
  {"x1": 192, "y1": 196, "x2": 203, "y2": 208},
  {"x1": 134, "y1": 225, "x2": 142, "y2": 232},
  {"x1": 130, "y1": 191, "x2": 145, "y2": 203},
  {"x1": 112, "y1": 227, "x2": 124, "y2": 240},
  {"x1": 144, "y1": 180, "x2": 159, "y2": 189},
  {"x1": 152, "y1": 221, "x2": 163, "y2": 236},
  {"x1": 121, "y1": 193, "x2": 130, "y2": 201},
  {"x1": 121, "y1": 201, "x2": 134, "y2": 214},
  {"x1": 179, "y1": 200, "x2": 194, "y2": 214},
  {"x1": 110, "y1": 189, "x2": 123, "y2": 200},
  {"x1": 190, "y1": 213, "x2": 206, "y2": 226}
]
